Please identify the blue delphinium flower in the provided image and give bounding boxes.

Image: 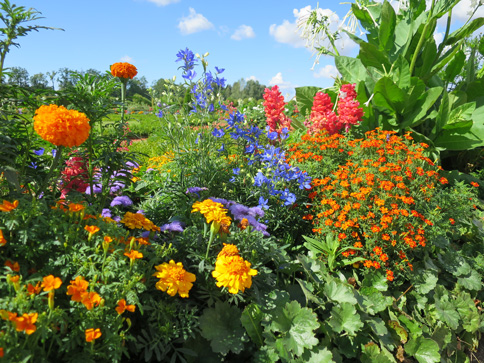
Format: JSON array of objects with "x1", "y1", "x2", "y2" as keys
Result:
[
  {"x1": 215, "y1": 66, "x2": 225, "y2": 74},
  {"x1": 267, "y1": 131, "x2": 278, "y2": 141},
  {"x1": 29, "y1": 162, "x2": 38, "y2": 169},
  {"x1": 176, "y1": 48, "x2": 197, "y2": 72},
  {"x1": 254, "y1": 172, "x2": 267, "y2": 187},
  {"x1": 51, "y1": 149, "x2": 57, "y2": 158},
  {"x1": 156, "y1": 109, "x2": 163, "y2": 118},
  {"x1": 258, "y1": 196, "x2": 269, "y2": 210},
  {"x1": 110, "y1": 196, "x2": 133, "y2": 207},
  {"x1": 33, "y1": 148, "x2": 44, "y2": 156},
  {"x1": 182, "y1": 70, "x2": 197, "y2": 81},
  {"x1": 212, "y1": 128, "x2": 225, "y2": 138}
]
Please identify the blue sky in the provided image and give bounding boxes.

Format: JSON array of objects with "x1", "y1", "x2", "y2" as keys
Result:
[{"x1": 3, "y1": 0, "x2": 482, "y2": 99}]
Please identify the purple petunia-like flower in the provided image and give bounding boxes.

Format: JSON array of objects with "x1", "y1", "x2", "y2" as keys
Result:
[
  {"x1": 110, "y1": 196, "x2": 133, "y2": 207},
  {"x1": 186, "y1": 187, "x2": 208, "y2": 197},
  {"x1": 160, "y1": 220, "x2": 186, "y2": 233}
]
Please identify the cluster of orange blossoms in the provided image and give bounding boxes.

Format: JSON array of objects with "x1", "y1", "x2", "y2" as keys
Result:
[
  {"x1": 33, "y1": 104, "x2": 91, "y2": 148},
  {"x1": 288, "y1": 129, "x2": 451, "y2": 280},
  {"x1": 1, "y1": 311, "x2": 38, "y2": 335},
  {"x1": 66, "y1": 276, "x2": 102, "y2": 310}
]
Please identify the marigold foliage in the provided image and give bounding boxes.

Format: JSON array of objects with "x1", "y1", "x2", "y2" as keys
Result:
[
  {"x1": 110, "y1": 62, "x2": 138, "y2": 79},
  {"x1": 33, "y1": 104, "x2": 91, "y2": 147},
  {"x1": 153, "y1": 260, "x2": 196, "y2": 298}
]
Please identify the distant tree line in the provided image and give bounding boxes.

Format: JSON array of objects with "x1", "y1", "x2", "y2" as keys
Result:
[{"x1": 5, "y1": 67, "x2": 267, "y2": 105}]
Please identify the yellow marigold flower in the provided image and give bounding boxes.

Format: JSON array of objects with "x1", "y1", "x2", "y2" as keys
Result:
[
  {"x1": 153, "y1": 260, "x2": 196, "y2": 298},
  {"x1": 115, "y1": 298, "x2": 136, "y2": 315},
  {"x1": 0, "y1": 229, "x2": 6, "y2": 246},
  {"x1": 0, "y1": 199, "x2": 18, "y2": 212},
  {"x1": 33, "y1": 104, "x2": 91, "y2": 147},
  {"x1": 212, "y1": 255, "x2": 257, "y2": 294},
  {"x1": 217, "y1": 243, "x2": 240, "y2": 258},
  {"x1": 192, "y1": 199, "x2": 232, "y2": 233},
  {"x1": 124, "y1": 249, "x2": 143, "y2": 260},
  {"x1": 66, "y1": 276, "x2": 89, "y2": 302},
  {"x1": 41, "y1": 275, "x2": 62, "y2": 292},
  {"x1": 85, "y1": 328, "x2": 102, "y2": 342},
  {"x1": 13, "y1": 312, "x2": 38, "y2": 335},
  {"x1": 192, "y1": 199, "x2": 224, "y2": 218},
  {"x1": 110, "y1": 62, "x2": 138, "y2": 79},
  {"x1": 120, "y1": 212, "x2": 160, "y2": 232}
]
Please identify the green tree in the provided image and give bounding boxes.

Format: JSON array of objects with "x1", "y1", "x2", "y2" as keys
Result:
[
  {"x1": 57, "y1": 67, "x2": 77, "y2": 90},
  {"x1": 0, "y1": 0, "x2": 60, "y2": 81},
  {"x1": 6, "y1": 65, "x2": 28, "y2": 86},
  {"x1": 30, "y1": 72, "x2": 48, "y2": 89}
]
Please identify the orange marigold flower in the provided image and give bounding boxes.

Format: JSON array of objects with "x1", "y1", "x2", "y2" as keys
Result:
[
  {"x1": 85, "y1": 328, "x2": 102, "y2": 342},
  {"x1": 115, "y1": 299, "x2": 136, "y2": 315},
  {"x1": 379, "y1": 253, "x2": 389, "y2": 262},
  {"x1": 84, "y1": 225, "x2": 100, "y2": 235},
  {"x1": 373, "y1": 261, "x2": 381, "y2": 269},
  {"x1": 110, "y1": 62, "x2": 138, "y2": 79},
  {"x1": 153, "y1": 260, "x2": 196, "y2": 298},
  {"x1": 471, "y1": 181, "x2": 479, "y2": 187},
  {"x1": 33, "y1": 104, "x2": 91, "y2": 147},
  {"x1": 238, "y1": 218, "x2": 250, "y2": 229},
  {"x1": 13, "y1": 312, "x2": 38, "y2": 335},
  {"x1": 66, "y1": 276, "x2": 89, "y2": 302},
  {"x1": 449, "y1": 218, "x2": 455, "y2": 225},
  {"x1": 217, "y1": 243, "x2": 240, "y2": 258},
  {"x1": 373, "y1": 246, "x2": 382, "y2": 255},
  {"x1": 354, "y1": 241, "x2": 363, "y2": 249},
  {"x1": 386, "y1": 270, "x2": 394, "y2": 281},
  {"x1": 41, "y1": 275, "x2": 62, "y2": 292},
  {"x1": 27, "y1": 281, "x2": 42, "y2": 295},
  {"x1": 124, "y1": 250, "x2": 143, "y2": 260},
  {"x1": 0, "y1": 199, "x2": 18, "y2": 212},
  {"x1": 68, "y1": 203, "x2": 85, "y2": 213},
  {"x1": 212, "y1": 255, "x2": 257, "y2": 294},
  {"x1": 81, "y1": 291, "x2": 102, "y2": 310},
  {"x1": 363, "y1": 260, "x2": 373, "y2": 268},
  {"x1": 4, "y1": 260, "x2": 19, "y2": 272},
  {"x1": 120, "y1": 212, "x2": 160, "y2": 232},
  {"x1": 0, "y1": 229, "x2": 6, "y2": 246}
]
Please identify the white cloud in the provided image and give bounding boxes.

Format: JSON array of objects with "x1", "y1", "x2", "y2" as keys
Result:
[
  {"x1": 120, "y1": 55, "x2": 134, "y2": 63},
  {"x1": 231, "y1": 25, "x2": 255, "y2": 40},
  {"x1": 246, "y1": 75, "x2": 258, "y2": 82},
  {"x1": 178, "y1": 8, "x2": 214, "y2": 35},
  {"x1": 313, "y1": 64, "x2": 339, "y2": 79},
  {"x1": 452, "y1": 0, "x2": 484, "y2": 21},
  {"x1": 145, "y1": 0, "x2": 180, "y2": 6},
  {"x1": 268, "y1": 72, "x2": 294, "y2": 90},
  {"x1": 269, "y1": 19, "x2": 305, "y2": 48}
]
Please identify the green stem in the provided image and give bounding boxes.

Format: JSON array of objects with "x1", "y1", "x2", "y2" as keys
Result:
[
  {"x1": 205, "y1": 226, "x2": 215, "y2": 260},
  {"x1": 121, "y1": 80, "x2": 127, "y2": 122},
  {"x1": 409, "y1": 0, "x2": 436, "y2": 76},
  {"x1": 37, "y1": 146, "x2": 63, "y2": 198}
]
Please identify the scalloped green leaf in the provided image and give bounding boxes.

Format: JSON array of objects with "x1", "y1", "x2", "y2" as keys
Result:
[{"x1": 328, "y1": 302, "x2": 364, "y2": 336}]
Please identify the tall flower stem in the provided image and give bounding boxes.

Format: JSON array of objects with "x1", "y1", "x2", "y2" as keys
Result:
[
  {"x1": 37, "y1": 146, "x2": 63, "y2": 199},
  {"x1": 120, "y1": 79, "x2": 127, "y2": 122}
]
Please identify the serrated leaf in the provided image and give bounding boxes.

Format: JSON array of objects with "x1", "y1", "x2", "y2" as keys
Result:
[
  {"x1": 360, "y1": 287, "x2": 393, "y2": 315},
  {"x1": 457, "y1": 269, "x2": 482, "y2": 291},
  {"x1": 241, "y1": 304, "x2": 263, "y2": 346},
  {"x1": 323, "y1": 280, "x2": 357, "y2": 305},
  {"x1": 431, "y1": 326, "x2": 452, "y2": 350},
  {"x1": 266, "y1": 300, "x2": 320, "y2": 357},
  {"x1": 454, "y1": 292, "x2": 480, "y2": 333},
  {"x1": 362, "y1": 272, "x2": 388, "y2": 291},
  {"x1": 405, "y1": 337, "x2": 440, "y2": 363},
  {"x1": 413, "y1": 269, "x2": 438, "y2": 295},
  {"x1": 328, "y1": 302, "x2": 364, "y2": 336},
  {"x1": 298, "y1": 346, "x2": 334, "y2": 363},
  {"x1": 435, "y1": 299, "x2": 459, "y2": 330},
  {"x1": 199, "y1": 301, "x2": 247, "y2": 355}
]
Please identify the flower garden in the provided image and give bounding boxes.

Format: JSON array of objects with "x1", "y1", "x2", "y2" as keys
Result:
[{"x1": 1, "y1": 0, "x2": 484, "y2": 362}]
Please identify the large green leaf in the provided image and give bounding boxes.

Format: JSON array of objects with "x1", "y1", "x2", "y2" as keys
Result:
[
  {"x1": 457, "y1": 269, "x2": 482, "y2": 291},
  {"x1": 454, "y1": 292, "x2": 481, "y2": 333},
  {"x1": 405, "y1": 337, "x2": 440, "y2": 363},
  {"x1": 432, "y1": 0, "x2": 460, "y2": 18},
  {"x1": 359, "y1": 287, "x2": 393, "y2": 315},
  {"x1": 434, "y1": 299, "x2": 459, "y2": 330},
  {"x1": 334, "y1": 56, "x2": 368, "y2": 84},
  {"x1": 373, "y1": 77, "x2": 406, "y2": 114},
  {"x1": 379, "y1": 0, "x2": 396, "y2": 53},
  {"x1": 295, "y1": 86, "x2": 320, "y2": 118},
  {"x1": 402, "y1": 86, "x2": 442, "y2": 127},
  {"x1": 241, "y1": 304, "x2": 264, "y2": 346},
  {"x1": 446, "y1": 17, "x2": 484, "y2": 45},
  {"x1": 415, "y1": 39, "x2": 437, "y2": 78},
  {"x1": 328, "y1": 302, "x2": 364, "y2": 336},
  {"x1": 323, "y1": 279, "x2": 357, "y2": 304},
  {"x1": 266, "y1": 300, "x2": 320, "y2": 357},
  {"x1": 444, "y1": 50, "x2": 466, "y2": 82},
  {"x1": 359, "y1": 42, "x2": 391, "y2": 71},
  {"x1": 199, "y1": 301, "x2": 248, "y2": 355}
]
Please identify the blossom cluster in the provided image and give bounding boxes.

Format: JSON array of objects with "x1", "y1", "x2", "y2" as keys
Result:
[
  {"x1": 304, "y1": 84, "x2": 364, "y2": 135},
  {"x1": 263, "y1": 85, "x2": 291, "y2": 135},
  {"x1": 288, "y1": 128, "x2": 456, "y2": 279}
]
